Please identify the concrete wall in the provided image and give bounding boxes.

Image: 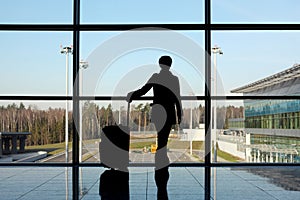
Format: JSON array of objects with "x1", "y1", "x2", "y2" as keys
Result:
[
  {"x1": 217, "y1": 140, "x2": 245, "y2": 160},
  {"x1": 182, "y1": 129, "x2": 205, "y2": 141},
  {"x1": 246, "y1": 128, "x2": 300, "y2": 138}
]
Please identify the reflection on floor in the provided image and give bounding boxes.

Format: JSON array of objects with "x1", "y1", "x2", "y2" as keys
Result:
[
  {"x1": 0, "y1": 167, "x2": 299, "y2": 200},
  {"x1": 233, "y1": 167, "x2": 300, "y2": 191}
]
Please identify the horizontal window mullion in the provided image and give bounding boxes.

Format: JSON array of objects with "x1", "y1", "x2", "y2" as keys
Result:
[
  {"x1": 0, "y1": 24, "x2": 74, "y2": 31},
  {"x1": 1, "y1": 95, "x2": 299, "y2": 101},
  {"x1": 1, "y1": 162, "x2": 299, "y2": 167},
  {"x1": 79, "y1": 96, "x2": 206, "y2": 101},
  {"x1": 0, "y1": 162, "x2": 74, "y2": 167},
  {"x1": 212, "y1": 23, "x2": 300, "y2": 30},
  {"x1": 0, "y1": 24, "x2": 206, "y2": 31},
  {"x1": 212, "y1": 96, "x2": 300, "y2": 100},
  {"x1": 79, "y1": 24, "x2": 207, "y2": 31},
  {"x1": 211, "y1": 162, "x2": 300, "y2": 167},
  {"x1": 0, "y1": 96, "x2": 72, "y2": 101},
  {"x1": 1, "y1": 24, "x2": 300, "y2": 31}
]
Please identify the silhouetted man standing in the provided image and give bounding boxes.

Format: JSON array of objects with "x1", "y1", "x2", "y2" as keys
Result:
[{"x1": 127, "y1": 55, "x2": 182, "y2": 200}]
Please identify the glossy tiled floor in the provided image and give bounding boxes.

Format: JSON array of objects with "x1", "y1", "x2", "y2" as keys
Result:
[{"x1": 0, "y1": 167, "x2": 299, "y2": 200}]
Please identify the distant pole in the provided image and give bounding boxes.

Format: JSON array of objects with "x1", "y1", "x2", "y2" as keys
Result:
[
  {"x1": 60, "y1": 45, "x2": 73, "y2": 163},
  {"x1": 190, "y1": 92, "x2": 193, "y2": 155},
  {"x1": 212, "y1": 45, "x2": 223, "y2": 162},
  {"x1": 79, "y1": 60, "x2": 88, "y2": 163},
  {"x1": 190, "y1": 103, "x2": 193, "y2": 129}
]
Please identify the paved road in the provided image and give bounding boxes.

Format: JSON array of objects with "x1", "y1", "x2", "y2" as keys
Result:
[
  {"x1": 42, "y1": 140, "x2": 206, "y2": 163},
  {"x1": 43, "y1": 148, "x2": 200, "y2": 163},
  {"x1": 42, "y1": 147, "x2": 227, "y2": 163},
  {"x1": 42, "y1": 149, "x2": 89, "y2": 163}
]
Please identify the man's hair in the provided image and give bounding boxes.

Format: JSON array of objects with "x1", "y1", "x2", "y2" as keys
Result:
[{"x1": 159, "y1": 55, "x2": 172, "y2": 67}]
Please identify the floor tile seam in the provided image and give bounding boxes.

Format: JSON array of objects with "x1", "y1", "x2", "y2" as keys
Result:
[
  {"x1": 242, "y1": 175, "x2": 281, "y2": 200},
  {"x1": 185, "y1": 167, "x2": 204, "y2": 188},
  {"x1": 15, "y1": 169, "x2": 65, "y2": 200},
  {"x1": 263, "y1": 189, "x2": 289, "y2": 200},
  {"x1": 225, "y1": 168, "x2": 247, "y2": 179},
  {"x1": 230, "y1": 169, "x2": 271, "y2": 186},
  {"x1": 229, "y1": 169, "x2": 281, "y2": 199},
  {"x1": 146, "y1": 168, "x2": 149, "y2": 200},
  {"x1": 230, "y1": 169, "x2": 274, "y2": 182},
  {"x1": 80, "y1": 178, "x2": 99, "y2": 200},
  {"x1": 1, "y1": 167, "x2": 33, "y2": 181},
  {"x1": 247, "y1": 180, "x2": 286, "y2": 191}
]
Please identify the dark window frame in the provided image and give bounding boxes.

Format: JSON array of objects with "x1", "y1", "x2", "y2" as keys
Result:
[{"x1": 1, "y1": 1, "x2": 300, "y2": 200}]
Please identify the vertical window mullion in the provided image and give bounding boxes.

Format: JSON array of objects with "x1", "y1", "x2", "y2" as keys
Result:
[
  {"x1": 72, "y1": 0, "x2": 80, "y2": 200},
  {"x1": 204, "y1": 0, "x2": 211, "y2": 200}
]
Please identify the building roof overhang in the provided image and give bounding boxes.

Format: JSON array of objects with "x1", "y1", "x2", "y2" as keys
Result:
[{"x1": 231, "y1": 64, "x2": 300, "y2": 93}]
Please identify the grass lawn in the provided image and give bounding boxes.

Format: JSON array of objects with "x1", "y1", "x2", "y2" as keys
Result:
[
  {"x1": 168, "y1": 140, "x2": 204, "y2": 149},
  {"x1": 130, "y1": 139, "x2": 204, "y2": 149},
  {"x1": 130, "y1": 141, "x2": 155, "y2": 149},
  {"x1": 24, "y1": 139, "x2": 205, "y2": 159},
  {"x1": 216, "y1": 148, "x2": 242, "y2": 162}
]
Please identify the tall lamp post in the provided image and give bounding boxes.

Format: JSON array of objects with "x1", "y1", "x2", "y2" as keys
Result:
[
  {"x1": 212, "y1": 45, "x2": 223, "y2": 162},
  {"x1": 79, "y1": 60, "x2": 88, "y2": 163},
  {"x1": 189, "y1": 92, "x2": 194, "y2": 155},
  {"x1": 78, "y1": 60, "x2": 88, "y2": 196},
  {"x1": 60, "y1": 45, "x2": 73, "y2": 162}
]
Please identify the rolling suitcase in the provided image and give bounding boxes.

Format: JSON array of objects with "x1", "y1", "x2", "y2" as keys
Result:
[
  {"x1": 100, "y1": 103, "x2": 130, "y2": 171},
  {"x1": 99, "y1": 169, "x2": 129, "y2": 200}
]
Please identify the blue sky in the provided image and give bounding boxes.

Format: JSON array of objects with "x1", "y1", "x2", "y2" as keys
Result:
[
  {"x1": 1, "y1": 1, "x2": 300, "y2": 102},
  {"x1": 212, "y1": 0, "x2": 300, "y2": 24}
]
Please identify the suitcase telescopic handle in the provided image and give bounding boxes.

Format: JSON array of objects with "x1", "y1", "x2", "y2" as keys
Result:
[{"x1": 126, "y1": 102, "x2": 130, "y2": 127}]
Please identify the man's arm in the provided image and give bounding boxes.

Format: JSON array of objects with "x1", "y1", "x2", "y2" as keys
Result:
[
  {"x1": 126, "y1": 74, "x2": 155, "y2": 103},
  {"x1": 127, "y1": 84, "x2": 152, "y2": 102},
  {"x1": 174, "y1": 77, "x2": 183, "y2": 124}
]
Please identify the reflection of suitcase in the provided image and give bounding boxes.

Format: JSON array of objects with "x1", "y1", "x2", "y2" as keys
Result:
[
  {"x1": 99, "y1": 169, "x2": 129, "y2": 200},
  {"x1": 100, "y1": 103, "x2": 130, "y2": 171}
]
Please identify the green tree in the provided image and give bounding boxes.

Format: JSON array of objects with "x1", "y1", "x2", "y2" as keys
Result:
[
  {"x1": 142, "y1": 103, "x2": 151, "y2": 132},
  {"x1": 135, "y1": 103, "x2": 143, "y2": 132}
]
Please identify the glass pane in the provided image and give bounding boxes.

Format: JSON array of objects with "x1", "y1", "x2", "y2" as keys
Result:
[
  {"x1": 212, "y1": 31, "x2": 300, "y2": 96},
  {"x1": 81, "y1": 167, "x2": 204, "y2": 199},
  {"x1": 213, "y1": 100, "x2": 245, "y2": 163},
  {"x1": 0, "y1": 101, "x2": 73, "y2": 163},
  {"x1": 81, "y1": 0, "x2": 204, "y2": 24},
  {"x1": 214, "y1": 100, "x2": 300, "y2": 163},
  {"x1": 0, "y1": 32, "x2": 73, "y2": 96},
  {"x1": 0, "y1": 167, "x2": 72, "y2": 199},
  {"x1": 212, "y1": 167, "x2": 300, "y2": 200},
  {"x1": 81, "y1": 31, "x2": 205, "y2": 96},
  {"x1": 212, "y1": 0, "x2": 300, "y2": 24},
  {"x1": 0, "y1": 0, "x2": 72, "y2": 24},
  {"x1": 80, "y1": 100, "x2": 205, "y2": 164}
]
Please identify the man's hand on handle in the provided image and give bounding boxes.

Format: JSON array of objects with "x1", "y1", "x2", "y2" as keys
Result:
[{"x1": 126, "y1": 92, "x2": 134, "y2": 103}]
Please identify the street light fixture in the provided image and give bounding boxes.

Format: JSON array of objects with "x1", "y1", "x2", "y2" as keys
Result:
[
  {"x1": 79, "y1": 60, "x2": 88, "y2": 163},
  {"x1": 212, "y1": 45, "x2": 223, "y2": 162},
  {"x1": 60, "y1": 45, "x2": 73, "y2": 163},
  {"x1": 80, "y1": 61, "x2": 89, "y2": 69}
]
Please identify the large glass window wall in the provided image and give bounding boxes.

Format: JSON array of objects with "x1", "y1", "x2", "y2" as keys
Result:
[
  {"x1": 245, "y1": 100, "x2": 300, "y2": 129},
  {"x1": 246, "y1": 111, "x2": 300, "y2": 129},
  {"x1": 245, "y1": 100, "x2": 300, "y2": 117},
  {"x1": 1, "y1": 1, "x2": 300, "y2": 200},
  {"x1": 228, "y1": 118, "x2": 245, "y2": 129}
]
